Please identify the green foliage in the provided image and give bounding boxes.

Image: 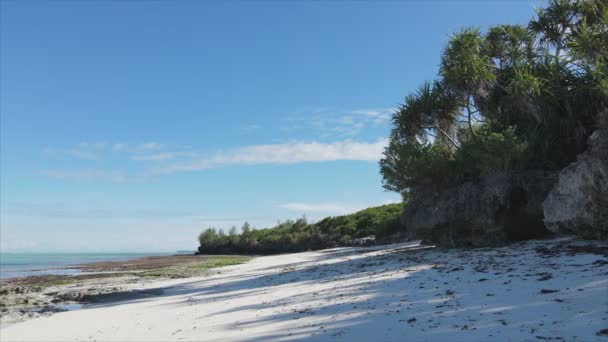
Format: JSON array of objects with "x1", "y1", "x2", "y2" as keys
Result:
[
  {"x1": 380, "y1": 139, "x2": 453, "y2": 191},
  {"x1": 486, "y1": 24, "x2": 536, "y2": 69},
  {"x1": 381, "y1": 126, "x2": 528, "y2": 190},
  {"x1": 381, "y1": 0, "x2": 608, "y2": 195},
  {"x1": 454, "y1": 126, "x2": 528, "y2": 178},
  {"x1": 197, "y1": 203, "x2": 405, "y2": 255},
  {"x1": 441, "y1": 27, "x2": 496, "y2": 96}
]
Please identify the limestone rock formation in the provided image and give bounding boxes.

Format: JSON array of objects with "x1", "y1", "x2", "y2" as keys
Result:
[
  {"x1": 401, "y1": 171, "x2": 557, "y2": 247},
  {"x1": 543, "y1": 130, "x2": 608, "y2": 240}
]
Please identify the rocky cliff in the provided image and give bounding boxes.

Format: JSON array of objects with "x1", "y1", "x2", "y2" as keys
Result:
[
  {"x1": 401, "y1": 129, "x2": 608, "y2": 246},
  {"x1": 401, "y1": 171, "x2": 557, "y2": 247},
  {"x1": 543, "y1": 129, "x2": 608, "y2": 240}
]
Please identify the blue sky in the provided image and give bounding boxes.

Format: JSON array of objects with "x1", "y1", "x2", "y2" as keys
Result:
[{"x1": 0, "y1": 1, "x2": 541, "y2": 252}]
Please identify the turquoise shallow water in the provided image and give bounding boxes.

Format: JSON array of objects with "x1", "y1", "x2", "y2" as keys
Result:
[{"x1": 0, "y1": 252, "x2": 170, "y2": 279}]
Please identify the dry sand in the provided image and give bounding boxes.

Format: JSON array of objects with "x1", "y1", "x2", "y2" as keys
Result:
[{"x1": 1, "y1": 238, "x2": 607, "y2": 341}]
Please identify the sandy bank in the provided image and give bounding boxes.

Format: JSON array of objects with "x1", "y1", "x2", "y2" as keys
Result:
[{"x1": 1, "y1": 238, "x2": 607, "y2": 341}]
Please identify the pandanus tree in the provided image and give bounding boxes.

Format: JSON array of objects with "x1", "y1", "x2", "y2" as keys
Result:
[
  {"x1": 529, "y1": 0, "x2": 578, "y2": 59},
  {"x1": 568, "y1": 0, "x2": 608, "y2": 106},
  {"x1": 440, "y1": 28, "x2": 496, "y2": 139},
  {"x1": 380, "y1": 81, "x2": 460, "y2": 193},
  {"x1": 381, "y1": 0, "x2": 608, "y2": 196},
  {"x1": 391, "y1": 81, "x2": 460, "y2": 148}
]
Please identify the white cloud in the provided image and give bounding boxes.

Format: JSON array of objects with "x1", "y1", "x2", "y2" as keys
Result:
[
  {"x1": 137, "y1": 142, "x2": 165, "y2": 151},
  {"x1": 278, "y1": 202, "x2": 361, "y2": 215},
  {"x1": 78, "y1": 141, "x2": 107, "y2": 149},
  {"x1": 157, "y1": 139, "x2": 388, "y2": 174},
  {"x1": 240, "y1": 124, "x2": 261, "y2": 132},
  {"x1": 38, "y1": 139, "x2": 388, "y2": 181},
  {"x1": 43, "y1": 141, "x2": 176, "y2": 161},
  {"x1": 351, "y1": 108, "x2": 395, "y2": 125},
  {"x1": 351, "y1": 109, "x2": 390, "y2": 117},
  {"x1": 278, "y1": 198, "x2": 402, "y2": 216},
  {"x1": 38, "y1": 169, "x2": 128, "y2": 183},
  {"x1": 131, "y1": 151, "x2": 198, "y2": 162},
  {"x1": 112, "y1": 143, "x2": 128, "y2": 151},
  {"x1": 67, "y1": 149, "x2": 99, "y2": 160},
  {"x1": 42, "y1": 146, "x2": 100, "y2": 160},
  {"x1": 131, "y1": 153, "x2": 178, "y2": 161},
  {"x1": 283, "y1": 107, "x2": 396, "y2": 139}
]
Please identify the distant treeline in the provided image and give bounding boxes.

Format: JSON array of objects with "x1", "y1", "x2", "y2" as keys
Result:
[{"x1": 197, "y1": 203, "x2": 404, "y2": 255}]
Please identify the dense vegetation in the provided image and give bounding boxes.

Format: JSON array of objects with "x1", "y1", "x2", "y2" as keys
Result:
[
  {"x1": 380, "y1": 0, "x2": 607, "y2": 196},
  {"x1": 197, "y1": 203, "x2": 404, "y2": 255}
]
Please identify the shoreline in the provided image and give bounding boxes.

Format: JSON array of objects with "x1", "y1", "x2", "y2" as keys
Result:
[
  {"x1": 1, "y1": 237, "x2": 607, "y2": 341},
  {"x1": 0, "y1": 254, "x2": 251, "y2": 326},
  {"x1": 0, "y1": 252, "x2": 179, "y2": 280}
]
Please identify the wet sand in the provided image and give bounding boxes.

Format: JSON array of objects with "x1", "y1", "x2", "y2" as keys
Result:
[{"x1": 0, "y1": 254, "x2": 250, "y2": 325}]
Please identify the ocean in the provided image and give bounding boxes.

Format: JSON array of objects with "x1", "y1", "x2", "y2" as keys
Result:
[{"x1": 0, "y1": 252, "x2": 171, "y2": 279}]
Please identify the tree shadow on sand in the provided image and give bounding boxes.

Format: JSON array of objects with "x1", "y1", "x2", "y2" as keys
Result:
[{"x1": 82, "y1": 239, "x2": 607, "y2": 341}]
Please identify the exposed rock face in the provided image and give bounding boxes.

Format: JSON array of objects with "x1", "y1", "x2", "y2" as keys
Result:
[
  {"x1": 543, "y1": 130, "x2": 608, "y2": 240},
  {"x1": 401, "y1": 171, "x2": 557, "y2": 247}
]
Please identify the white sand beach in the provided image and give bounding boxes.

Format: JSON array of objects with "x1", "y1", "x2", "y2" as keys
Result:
[{"x1": 1, "y1": 238, "x2": 607, "y2": 341}]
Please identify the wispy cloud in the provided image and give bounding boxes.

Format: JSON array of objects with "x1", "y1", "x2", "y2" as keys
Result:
[
  {"x1": 156, "y1": 139, "x2": 387, "y2": 174},
  {"x1": 38, "y1": 169, "x2": 128, "y2": 183},
  {"x1": 43, "y1": 141, "x2": 176, "y2": 162},
  {"x1": 38, "y1": 124, "x2": 391, "y2": 182},
  {"x1": 351, "y1": 108, "x2": 394, "y2": 125},
  {"x1": 131, "y1": 150, "x2": 199, "y2": 162},
  {"x1": 43, "y1": 143, "x2": 106, "y2": 160},
  {"x1": 131, "y1": 152, "x2": 182, "y2": 162},
  {"x1": 278, "y1": 202, "x2": 361, "y2": 215},
  {"x1": 66, "y1": 149, "x2": 99, "y2": 160},
  {"x1": 283, "y1": 107, "x2": 395, "y2": 139},
  {"x1": 240, "y1": 124, "x2": 261, "y2": 132},
  {"x1": 136, "y1": 142, "x2": 165, "y2": 151},
  {"x1": 112, "y1": 143, "x2": 128, "y2": 152},
  {"x1": 278, "y1": 198, "x2": 401, "y2": 216}
]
